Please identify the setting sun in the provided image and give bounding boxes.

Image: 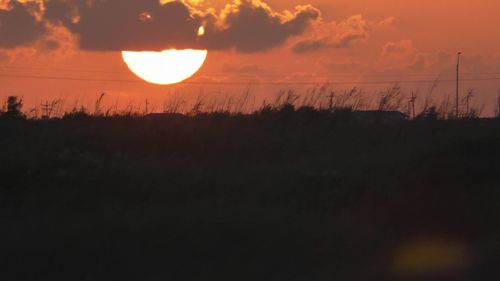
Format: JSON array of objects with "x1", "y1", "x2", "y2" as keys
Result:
[{"x1": 121, "y1": 49, "x2": 208, "y2": 85}]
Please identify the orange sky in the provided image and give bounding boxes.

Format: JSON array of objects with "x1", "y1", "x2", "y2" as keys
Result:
[{"x1": 1, "y1": 0, "x2": 500, "y2": 115}]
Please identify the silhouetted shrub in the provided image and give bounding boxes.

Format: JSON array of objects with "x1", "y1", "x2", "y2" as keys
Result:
[
  {"x1": 62, "y1": 106, "x2": 91, "y2": 120},
  {"x1": 279, "y1": 103, "x2": 295, "y2": 114},
  {"x1": 1, "y1": 96, "x2": 25, "y2": 119},
  {"x1": 416, "y1": 106, "x2": 440, "y2": 120}
]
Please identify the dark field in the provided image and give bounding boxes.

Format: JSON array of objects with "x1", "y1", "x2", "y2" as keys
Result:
[{"x1": 1, "y1": 109, "x2": 500, "y2": 281}]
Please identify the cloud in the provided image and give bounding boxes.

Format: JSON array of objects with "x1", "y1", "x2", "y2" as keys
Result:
[
  {"x1": 0, "y1": 1, "x2": 46, "y2": 48},
  {"x1": 381, "y1": 40, "x2": 416, "y2": 56},
  {"x1": 43, "y1": 0, "x2": 320, "y2": 52},
  {"x1": 202, "y1": 1, "x2": 320, "y2": 52},
  {"x1": 292, "y1": 33, "x2": 365, "y2": 54},
  {"x1": 407, "y1": 54, "x2": 426, "y2": 71},
  {"x1": 292, "y1": 15, "x2": 369, "y2": 54},
  {"x1": 43, "y1": 39, "x2": 60, "y2": 50},
  {"x1": 375, "y1": 42, "x2": 471, "y2": 74},
  {"x1": 292, "y1": 15, "x2": 396, "y2": 54},
  {"x1": 376, "y1": 16, "x2": 398, "y2": 30},
  {"x1": 377, "y1": 40, "x2": 424, "y2": 71},
  {"x1": 44, "y1": 0, "x2": 202, "y2": 51}
]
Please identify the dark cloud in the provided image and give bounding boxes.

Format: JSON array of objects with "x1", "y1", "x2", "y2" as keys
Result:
[
  {"x1": 0, "y1": 1, "x2": 46, "y2": 48},
  {"x1": 44, "y1": 0, "x2": 201, "y2": 51},
  {"x1": 202, "y1": 1, "x2": 320, "y2": 52},
  {"x1": 43, "y1": 0, "x2": 320, "y2": 52}
]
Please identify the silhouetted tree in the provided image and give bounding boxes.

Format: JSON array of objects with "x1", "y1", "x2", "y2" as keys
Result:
[{"x1": 1, "y1": 96, "x2": 25, "y2": 119}]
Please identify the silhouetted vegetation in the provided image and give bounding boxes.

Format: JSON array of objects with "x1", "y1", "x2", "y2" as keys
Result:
[
  {"x1": 0, "y1": 96, "x2": 25, "y2": 119},
  {"x1": 15, "y1": 83, "x2": 493, "y2": 120},
  {"x1": 1, "y1": 93, "x2": 500, "y2": 281}
]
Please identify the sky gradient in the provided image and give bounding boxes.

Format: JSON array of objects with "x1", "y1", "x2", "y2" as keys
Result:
[{"x1": 1, "y1": 0, "x2": 500, "y2": 114}]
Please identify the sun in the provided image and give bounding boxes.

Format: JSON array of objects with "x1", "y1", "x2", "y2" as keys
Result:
[{"x1": 121, "y1": 49, "x2": 208, "y2": 85}]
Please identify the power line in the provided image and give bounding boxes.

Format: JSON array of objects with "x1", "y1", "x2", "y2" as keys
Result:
[
  {"x1": 199, "y1": 72, "x2": 500, "y2": 78},
  {"x1": 0, "y1": 73, "x2": 142, "y2": 83},
  {"x1": 0, "y1": 65, "x2": 126, "y2": 75},
  {"x1": 2, "y1": 72, "x2": 500, "y2": 85},
  {"x1": 3, "y1": 64, "x2": 500, "y2": 78},
  {"x1": 203, "y1": 71, "x2": 500, "y2": 78}
]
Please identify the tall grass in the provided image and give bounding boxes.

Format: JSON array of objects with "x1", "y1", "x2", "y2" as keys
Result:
[{"x1": 0, "y1": 83, "x2": 489, "y2": 120}]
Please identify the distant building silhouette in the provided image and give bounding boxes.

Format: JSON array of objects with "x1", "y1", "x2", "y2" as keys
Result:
[
  {"x1": 352, "y1": 110, "x2": 408, "y2": 123},
  {"x1": 145, "y1": 113, "x2": 188, "y2": 120}
]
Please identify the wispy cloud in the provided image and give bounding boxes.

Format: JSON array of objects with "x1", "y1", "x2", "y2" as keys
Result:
[{"x1": 292, "y1": 15, "x2": 397, "y2": 54}]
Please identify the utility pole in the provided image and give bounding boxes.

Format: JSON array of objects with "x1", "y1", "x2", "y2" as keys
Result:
[
  {"x1": 496, "y1": 91, "x2": 500, "y2": 118},
  {"x1": 410, "y1": 92, "x2": 417, "y2": 119},
  {"x1": 456, "y1": 52, "x2": 462, "y2": 118},
  {"x1": 41, "y1": 101, "x2": 51, "y2": 119},
  {"x1": 327, "y1": 92, "x2": 335, "y2": 111}
]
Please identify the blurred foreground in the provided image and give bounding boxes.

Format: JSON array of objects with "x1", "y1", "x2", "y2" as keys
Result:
[{"x1": 1, "y1": 108, "x2": 499, "y2": 281}]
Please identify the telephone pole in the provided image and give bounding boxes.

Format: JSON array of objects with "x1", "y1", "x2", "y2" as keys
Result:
[
  {"x1": 411, "y1": 92, "x2": 417, "y2": 119},
  {"x1": 456, "y1": 52, "x2": 462, "y2": 118},
  {"x1": 496, "y1": 91, "x2": 500, "y2": 118},
  {"x1": 327, "y1": 92, "x2": 335, "y2": 111},
  {"x1": 41, "y1": 101, "x2": 51, "y2": 119}
]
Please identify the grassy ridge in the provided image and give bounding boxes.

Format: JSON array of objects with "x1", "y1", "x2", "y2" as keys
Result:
[{"x1": 1, "y1": 110, "x2": 500, "y2": 281}]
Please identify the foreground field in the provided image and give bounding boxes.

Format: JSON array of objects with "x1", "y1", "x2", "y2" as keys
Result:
[{"x1": 1, "y1": 110, "x2": 500, "y2": 281}]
